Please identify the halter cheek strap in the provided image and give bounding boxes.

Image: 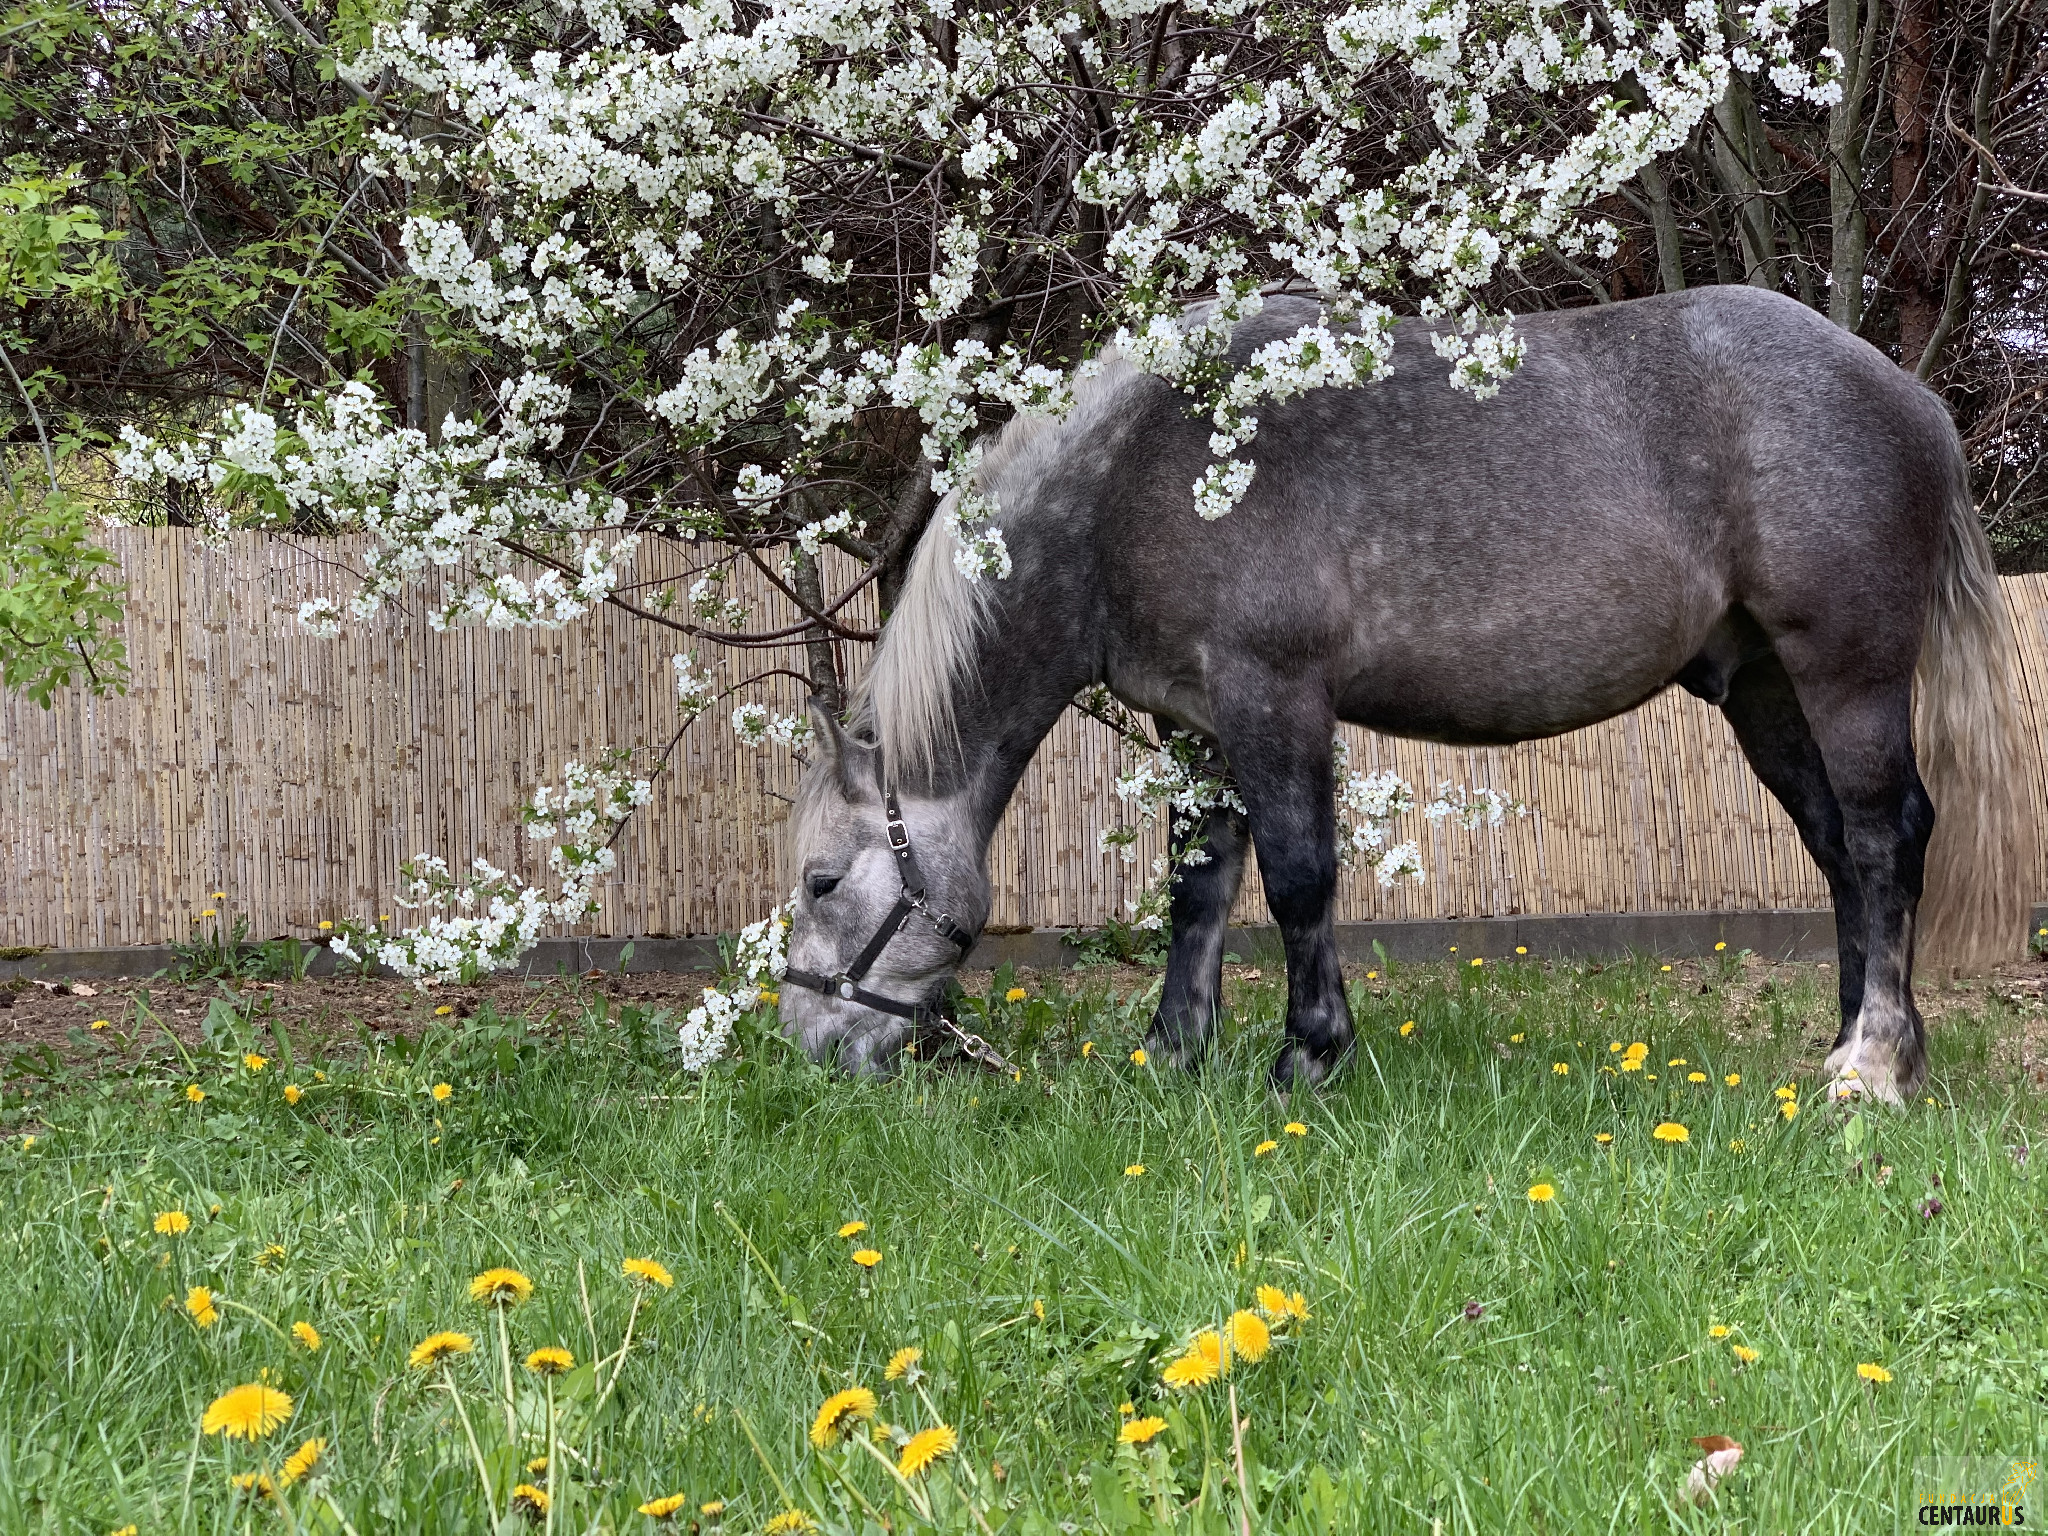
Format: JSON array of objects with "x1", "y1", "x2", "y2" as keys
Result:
[{"x1": 782, "y1": 790, "x2": 975, "y2": 1025}]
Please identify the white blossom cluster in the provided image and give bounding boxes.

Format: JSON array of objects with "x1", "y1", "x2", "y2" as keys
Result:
[
  {"x1": 1423, "y1": 780, "x2": 1529, "y2": 829},
  {"x1": 330, "y1": 753, "x2": 652, "y2": 982},
  {"x1": 118, "y1": 377, "x2": 640, "y2": 636},
  {"x1": 677, "y1": 900, "x2": 791, "y2": 1072}
]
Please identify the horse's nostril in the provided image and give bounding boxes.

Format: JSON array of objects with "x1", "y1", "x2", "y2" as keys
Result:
[{"x1": 808, "y1": 873, "x2": 841, "y2": 900}]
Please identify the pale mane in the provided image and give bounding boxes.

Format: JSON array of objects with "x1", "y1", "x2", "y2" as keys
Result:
[{"x1": 858, "y1": 358, "x2": 1133, "y2": 780}]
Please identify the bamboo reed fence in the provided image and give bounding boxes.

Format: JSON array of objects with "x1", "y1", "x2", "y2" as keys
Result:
[{"x1": 2, "y1": 530, "x2": 2044, "y2": 949}]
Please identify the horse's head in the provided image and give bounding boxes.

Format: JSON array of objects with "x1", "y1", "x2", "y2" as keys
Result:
[{"x1": 779, "y1": 706, "x2": 988, "y2": 1074}]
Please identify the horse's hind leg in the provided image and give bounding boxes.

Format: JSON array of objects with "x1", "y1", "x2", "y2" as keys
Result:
[
  {"x1": 1145, "y1": 789, "x2": 1251, "y2": 1068},
  {"x1": 1770, "y1": 652, "x2": 1935, "y2": 1103},
  {"x1": 1719, "y1": 652, "x2": 1870, "y2": 1048},
  {"x1": 1207, "y1": 675, "x2": 1350, "y2": 1090}
]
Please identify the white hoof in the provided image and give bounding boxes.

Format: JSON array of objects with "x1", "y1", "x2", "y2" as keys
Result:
[{"x1": 1821, "y1": 1046, "x2": 1907, "y2": 1107}]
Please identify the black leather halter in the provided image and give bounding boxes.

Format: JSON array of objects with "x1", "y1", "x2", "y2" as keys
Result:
[{"x1": 782, "y1": 789, "x2": 991, "y2": 1048}]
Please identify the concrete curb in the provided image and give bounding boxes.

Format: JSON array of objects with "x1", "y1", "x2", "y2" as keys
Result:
[
  {"x1": 12, "y1": 901, "x2": 2031, "y2": 987},
  {"x1": 4, "y1": 905, "x2": 2040, "y2": 983}
]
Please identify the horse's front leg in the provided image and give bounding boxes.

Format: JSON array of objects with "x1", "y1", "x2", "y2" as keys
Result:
[
  {"x1": 1210, "y1": 677, "x2": 1350, "y2": 1090},
  {"x1": 1145, "y1": 791, "x2": 1251, "y2": 1068}
]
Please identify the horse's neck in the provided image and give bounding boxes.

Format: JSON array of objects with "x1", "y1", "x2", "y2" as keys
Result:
[{"x1": 931, "y1": 556, "x2": 1099, "y2": 849}]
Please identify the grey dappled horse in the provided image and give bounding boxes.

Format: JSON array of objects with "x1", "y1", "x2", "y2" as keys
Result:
[{"x1": 780, "y1": 288, "x2": 2029, "y2": 1103}]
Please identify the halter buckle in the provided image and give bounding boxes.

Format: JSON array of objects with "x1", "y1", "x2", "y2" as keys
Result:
[{"x1": 885, "y1": 818, "x2": 910, "y2": 852}]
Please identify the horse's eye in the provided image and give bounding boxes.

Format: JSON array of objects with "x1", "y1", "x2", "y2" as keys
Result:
[{"x1": 808, "y1": 873, "x2": 841, "y2": 900}]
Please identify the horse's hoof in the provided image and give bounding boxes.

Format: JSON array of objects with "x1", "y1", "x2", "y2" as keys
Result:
[
  {"x1": 1141, "y1": 1030, "x2": 1207, "y2": 1072},
  {"x1": 1268, "y1": 1044, "x2": 1337, "y2": 1097},
  {"x1": 1821, "y1": 1046, "x2": 1911, "y2": 1107}
]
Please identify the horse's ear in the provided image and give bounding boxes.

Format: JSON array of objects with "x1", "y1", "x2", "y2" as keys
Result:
[{"x1": 807, "y1": 698, "x2": 874, "y2": 796}]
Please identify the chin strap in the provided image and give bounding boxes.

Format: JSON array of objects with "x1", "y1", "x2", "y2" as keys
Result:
[{"x1": 781, "y1": 788, "x2": 1014, "y2": 1075}]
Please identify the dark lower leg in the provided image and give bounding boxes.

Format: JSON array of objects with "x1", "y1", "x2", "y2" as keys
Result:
[
  {"x1": 1799, "y1": 680, "x2": 1936, "y2": 1100},
  {"x1": 1211, "y1": 685, "x2": 1349, "y2": 1090},
  {"x1": 1720, "y1": 654, "x2": 1867, "y2": 1036},
  {"x1": 1146, "y1": 797, "x2": 1251, "y2": 1065}
]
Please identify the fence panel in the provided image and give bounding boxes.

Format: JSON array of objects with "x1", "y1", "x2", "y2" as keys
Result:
[{"x1": 1, "y1": 532, "x2": 2042, "y2": 947}]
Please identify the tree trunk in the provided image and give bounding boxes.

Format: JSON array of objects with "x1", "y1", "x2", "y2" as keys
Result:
[
  {"x1": 1888, "y1": 0, "x2": 1946, "y2": 368},
  {"x1": 1828, "y1": 0, "x2": 1880, "y2": 330},
  {"x1": 788, "y1": 545, "x2": 842, "y2": 713}
]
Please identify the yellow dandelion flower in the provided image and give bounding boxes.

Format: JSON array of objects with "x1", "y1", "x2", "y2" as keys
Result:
[
  {"x1": 201, "y1": 909, "x2": 217, "y2": 919},
  {"x1": 434, "y1": 1005, "x2": 453, "y2": 1016},
  {"x1": 1162, "y1": 1330, "x2": 1225, "y2": 1388},
  {"x1": 1228, "y1": 1309, "x2": 1272, "y2": 1363},
  {"x1": 469, "y1": 1268, "x2": 533, "y2": 1307},
  {"x1": 885, "y1": 1345, "x2": 922, "y2": 1380},
  {"x1": 243, "y1": 1054, "x2": 267, "y2": 1072},
  {"x1": 1527, "y1": 1183, "x2": 1556, "y2": 1203},
  {"x1": 154, "y1": 1210, "x2": 190, "y2": 1236},
  {"x1": 1715, "y1": 940, "x2": 1728, "y2": 951},
  {"x1": 1708, "y1": 1324, "x2": 1731, "y2": 1338},
  {"x1": 1620, "y1": 1057, "x2": 1643, "y2": 1073},
  {"x1": 1724, "y1": 1073, "x2": 1740, "y2": 1087},
  {"x1": 1857, "y1": 1362, "x2": 1892, "y2": 1384},
  {"x1": 229, "y1": 1471, "x2": 274, "y2": 1497},
  {"x1": 527, "y1": 1457, "x2": 548, "y2": 1474},
  {"x1": 1774, "y1": 1083, "x2": 1798, "y2": 1100},
  {"x1": 91, "y1": 1018, "x2": 109, "y2": 1030},
  {"x1": 202, "y1": 1382, "x2": 293, "y2": 1440},
  {"x1": 851, "y1": 1248, "x2": 881, "y2": 1268},
  {"x1": 701, "y1": 1503, "x2": 726, "y2": 1519},
  {"x1": 279, "y1": 1437, "x2": 325, "y2": 1485},
  {"x1": 1515, "y1": 946, "x2": 1528, "y2": 955},
  {"x1": 1470, "y1": 957, "x2": 1483, "y2": 967},
  {"x1": 1005, "y1": 987, "x2": 1027, "y2": 1002},
  {"x1": 1595, "y1": 1132, "x2": 1614, "y2": 1145},
  {"x1": 1652, "y1": 1121, "x2": 1689, "y2": 1143},
  {"x1": 838, "y1": 1220, "x2": 867, "y2": 1238},
  {"x1": 623, "y1": 1256, "x2": 675, "y2": 1288},
  {"x1": 898, "y1": 1423, "x2": 956, "y2": 1476},
  {"x1": 524, "y1": 1346, "x2": 574, "y2": 1375},
  {"x1": 185, "y1": 1084, "x2": 205, "y2": 1102},
  {"x1": 432, "y1": 1082, "x2": 452, "y2": 1101},
  {"x1": 1669, "y1": 1058, "x2": 1687, "y2": 1067},
  {"x1": 112, "y1": 1527, "x2": 138, "y2": 1536},
  {"x1": 1124, "y1": 1164, "x2": 1146, "y2": 1178},
  {"x1": 1284, "y1": 1122, "x2": 1307, "y2": 1137},
  {"x1": 256, "y1": 1244, "x2": 286, "y2": 1269},
  {"x1": 1400, "y1": 1020, "x2": 1416, "y2": 1037},
  {"x1": 512, "y1": 1483, "x2": 549, "y2": 1516},
  {"x1": 292, "y1": 1321, "x2": 321, "y2": 1352},
  {"x1": 1732, "y1": 1345, "x2": 1760, "y2": 1363},
  {"x1": 1081, "y1": 1041, "x2": 1094, "y2": 1057},
  {"x1": 317, "y1": 920, "x2": 333, "y2": 931},
  {"x1": 1660, "y1": 964, "x2": 1671, "y2": 972},
  {"x1": 1688, "y1": 1072, "x2": 1707, "y2": 1084},
  {"x1": 638, "y1": 1493, "x2": 689, "y2": 1519},
  {"x1": 407, "y1": 1331, "x2": 474, "y2": 1369},
  {"x1": 1131, "y1": 1048, "x2": 1147, "y2": 1066},
  {"x1": 809, "y1": 1386, "x2": 878, "y2": 1447},
  {"x1": 185, "y1": 1286, "x2": 218, "y2": 1328},
  {"x1": 1552, "y1": 1062, "x2": 1568, "y2": 1075},
  {"x1": 1780, "y1": 1100, "x2": 1800, "y2": 1122},
  {"x1": 1610, "y1": 1041, "x2": 1624, "y2": 1052},
  {"x1": 1033, "y1": 1298, "x2": 1045, "y2": 1320},
  {"x1": 763, "y1": 1513, "x2": 817, "y2": 1535},
  {"x1": 1120, "y1": 1415, "x2": 1168, "y2": 1444},
  {"x1": 283, "y1": 1084, "x2": 303, "y2": 1104},
  {"x1": 1366, "y1": 970, "x2": 1378, "y2": 979},
  {"x1": 1256, "y1": 1284, "x2": 1290, "y2": 1320},
  {"x1": 1254, "y1": 1139, "x2": 1278, "y2": 1157},
  {"x1": 1624, "y1": 1042, "x2": 1648, "y2": 1059}
]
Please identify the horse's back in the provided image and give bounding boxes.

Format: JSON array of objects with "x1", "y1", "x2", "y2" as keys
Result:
[{"x1": 1057, "y1": 289, "x2": 1957, "y2": 745}]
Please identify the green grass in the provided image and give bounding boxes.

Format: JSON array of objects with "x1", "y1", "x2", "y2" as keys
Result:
[{"x1": 4, "y1": 958, "x2": 2046, "y2": 1534}]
